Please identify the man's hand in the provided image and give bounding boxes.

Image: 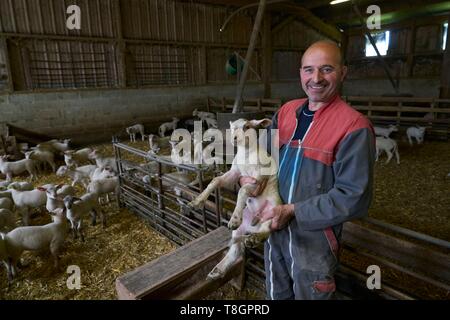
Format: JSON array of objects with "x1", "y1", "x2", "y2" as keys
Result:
[
  {"x1": 239, "y1": 176, "x2": 268, "y2": 197},
  {"x1": 252, "y1": 204, "x2": 295, "y2": 231}
]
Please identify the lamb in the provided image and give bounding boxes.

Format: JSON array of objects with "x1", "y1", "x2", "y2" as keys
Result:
[
  {"x1": 7, "y1": 181, "x2": 34, "y2": 191},
  {"x1": 126, "y1": 124, "x2": 145, "y2": 143},
  {"x1": 38, "y1": 184, "x2": 76, "y2": 214},
  {"x1": 87, "y1": 176, "x2": 119, "y2": 205},
  {"x1": 24, "y1": 149, "x2": 56, "y2": 173},
  {"x1": 374, "y1": 124, "x2": 398, "y2": 138},
  {"x1": 192, "y1": 109, "x2": 216, "y2": 120},
  {"x1": 64, "y1": 148, "x2": 93, "y2": 167},
  {"x1": 0, "y1": 155, "x2": 38, "y2": 181},
  {"x1": 187, "y1": 118, "x2": 281, "y2": 280},
  {"x1": 88, "y1": 150, "x2": 117, "y2": 173},
  {"x1": 0, "y1": 233, "x2": 9, "y2": 283},
  {"x1": 3, "y1": 208, "x2": 68, "y2": 282},
  {"x1": 37, "y1": 139, "x2": 71, "y2": 155},
  {"x1": 375, "y1": 137, "x2": 400, "y2": 164},
  {"x1": 63, "y1": 193, "x2": 104, "y2": 241},
  {"x1": 0, "y1": 209, "x2": 15, "y2": 232},
  {"x1": 159, "y1": 117, "x2": 180, "y2": 137},
  {"x1": 56, "y1": 165, "x2": 97, "y2": 188},
  {"x1": 7, "y1": 186, "x2": 47, "y2": 225},
  {"x1": 406, "y1": 126, "x2": 426, "y2": 145}
]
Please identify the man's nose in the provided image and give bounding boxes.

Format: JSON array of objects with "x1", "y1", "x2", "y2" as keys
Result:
[{"x1": 312, "y1": 69, "x2": 323, "y2": 83}]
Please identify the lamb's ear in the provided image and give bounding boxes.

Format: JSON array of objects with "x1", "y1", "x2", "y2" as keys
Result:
[
  {"x1": 248, "y1": 118, "x2": 272, "y2": 129},
  {"x1": 56, "y1": 184, "x2": 64, "y2": 190},
  {"x1": 37, "y1": 187, "x2": 47, "y2": 192}
]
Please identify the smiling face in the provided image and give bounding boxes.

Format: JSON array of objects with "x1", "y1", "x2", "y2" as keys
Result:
[{"x1": 300, "y1": 41, "x2": 347, "y2": 109}]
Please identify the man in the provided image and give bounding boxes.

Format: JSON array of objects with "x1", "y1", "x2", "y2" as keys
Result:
[{"x1": 242, "y1": 40, "x2": 375, "y2": 299}]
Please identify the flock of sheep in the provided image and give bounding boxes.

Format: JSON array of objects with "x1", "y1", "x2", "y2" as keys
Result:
[
  {"x1": 374, "y1": 125, "x2": 426, "y2": 164},
  {"x1": 0, "y1": 108, "x2": 220, "y2": 288},
  {"x1": 0, "y1": 139, "x2": 119, "y2": 287}
]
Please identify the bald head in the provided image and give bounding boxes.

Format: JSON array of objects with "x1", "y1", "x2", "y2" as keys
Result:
[
  {"x1": 299, "y1": 40, "x2": 348, "y2": 109},
  {"x1": 301, "y1": 41, "x2": 344, "y2": 67}
]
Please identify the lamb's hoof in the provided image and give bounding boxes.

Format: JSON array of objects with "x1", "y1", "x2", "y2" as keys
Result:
[
  {"x1": 227, "y1": 217, "x2": 241, "y2": 230},
  {"x1": 207, "y1": 267, "x2": 224, "y2": 280},
  {"x1": 244, "y1": 235, "x2": 261, "y2": 248}
]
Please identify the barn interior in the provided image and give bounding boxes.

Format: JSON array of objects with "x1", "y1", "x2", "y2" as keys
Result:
[{"x1": 0, "y1": 0, "x2": 449, "y2": 301}]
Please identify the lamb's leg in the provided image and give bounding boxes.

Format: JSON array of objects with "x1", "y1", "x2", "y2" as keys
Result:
[
  {"x1": 50, "y1": 241, "x2": 61, "y2": 270},
  {"x1": 385, "y1": 150, "x2": 393, "y2": 164},
  {"x1": 408, "y1": 134, "x2": 413, "y2": 146},
  {"x1": 395, "y1": 149, "x2": 400, "y2": 164},
  {"x1": 228, "y1": 183, "x2": 258, "y2": 230},
  {"x1": 207, "y1": 232, "x2": 244, "y2": 280},
  {"x1": 188, "y1": 169, "x2": 240, "y2": 209}
]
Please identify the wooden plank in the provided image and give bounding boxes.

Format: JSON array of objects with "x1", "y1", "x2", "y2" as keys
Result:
[
  {"x1": 343, "y1": 222, "x2": 450, "y2": 284},
  {"x1": 116, "y1": 226, "x2": 233, "y2": 300}
]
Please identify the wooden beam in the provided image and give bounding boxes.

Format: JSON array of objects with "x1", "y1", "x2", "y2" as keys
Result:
[
  {"x1": 115, "y1": 226, "x2": 242, "y2": 300},
  {"x1": 271, "y1": 15, "x2": 295, "y2": 35},
  {"x1": 262, "y1": 13, "x2": 272, "y2": 98},
  {"x1": 440, "y1": 14, "x2": 450, "y2": 99},
  {"x1": 0, "y1": 37, "x2": 13, "y2": 93},
  {"x1": 275, "y1": 3, "x2": 342, "y2": 43},
  {"x1": 114, "y1": 0, "x2": 126, "y2": 88}
]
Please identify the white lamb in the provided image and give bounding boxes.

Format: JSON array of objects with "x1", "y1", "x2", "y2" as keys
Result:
[
  {"x1": 374, "y1": 124, "x2": 398, "y2": 138},
  {"x1": 406, "y1": 126, "x2": 426, "y2": 145},
  {"x1": 24, "y1": 149, "x2": 56, "y2": 173},
  {"x1": 7, "y1": 186, "x2": 47, "y2": 225},
  {"x1": 64, "y1": 148, "x2": 93, "y2": 167},
  {"x1": 63, "y1": 193, "x2": 104, "y2": 241},
  {"x1": 188, "y1": 118, "x2": 281, "y2": 280},
  {"x1": 38, "y1": 184, "x2": 76, "y2": 214},
  {"x1": 126, "y1": 124, "x2": 145, "y2": 143},
  {"x1": 193, "y1": 109, "x2": 216, "y2": 120},
  {"x1": 56, "y1": 165, "x2": 97, "y2": 189},
  {"x1": 88, "y1": 150, "x2": 117, "y2": 173},
  {"x1": 375, "y1": 137, "x2": 400, "y2": 164},
  {"x1": 3, "y1": 208, "x2": 68, "y2": 282},
  {"x1": 159, "y1": 118, "x2": 180, "y2": 137},
  {"x1": 0, "y1": 155, "x2": 38, "y2": 181}
]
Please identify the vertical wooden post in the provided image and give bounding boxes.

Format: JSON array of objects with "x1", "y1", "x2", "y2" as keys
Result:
[
  {"x1": 407, "y1": 22, "x2": 416, "y2": 78},
  {"x1": 1, "y1": 37, "x2": 13, "y2": 92},
  {"x1": 262, "y1": 13, "x2": 272, "y2": 99},
  {"x1": 114, "y1": 0, "x2": 126, "y2": 88},
  {"x1": 200, "y1": 45, "x2": 207, "y2": 85},
  {"x1": 440, "y1": 16, "x2": 450, "y2": 99},
  {"x1": 20, "y1": 45, "x2": 33, "y2": 90}
]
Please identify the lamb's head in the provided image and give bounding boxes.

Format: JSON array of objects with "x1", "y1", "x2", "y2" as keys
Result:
[
  {"x1": 172, "y1": 117, "x2": 180, "y2": 124},
  {"x1": 229, "y1": 118, "x2": 272, "y2": 146},
  {"x1": 63, "y1": 195, "x2": 81, "y2": 210},
  {"x1": 125, "y1": 127, "x2": 132, "y2": 135},
  {"x1": 88, "y1": 149, "x2": 98, "y2": 160},
  {"x1": 192, "y1": 109, "x2": 198, "y2": 117}
]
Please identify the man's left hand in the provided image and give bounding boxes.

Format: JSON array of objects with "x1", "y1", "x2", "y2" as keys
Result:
[{"x1": 253, "y1": 204, "x2": 295, "y2": 231}]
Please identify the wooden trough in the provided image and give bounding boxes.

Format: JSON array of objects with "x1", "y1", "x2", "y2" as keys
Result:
[{"x1": 116, "y1": 226, "x2": 244, "y2": 300}]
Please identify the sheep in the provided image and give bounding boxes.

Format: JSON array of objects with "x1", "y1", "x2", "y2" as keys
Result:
[
  {"x1": 0, "y1": 209, "x2": 15, "y2": 232},
  {"x1": 192, "y1": 109, "x2": 216, "y2": 120},
  {"x1": 24, "y1": 149, "x2": 56, "y2": 173},
  {"x1": 88, "y1": 150, "x2": 117, "y2": 173},
  {"x1": 159, "y1": 117, "x2": 180, "y2": 137},
  {"x1": 4, "y1": 208, "x2": 68, "y2": 282},
  {"x1": 375, "y1": 137, "x2": 400, "y2": 164},
  {"x1": 7, "y1": 187, "x2": 47, "y2": 225},
  {"x1": 87, "y1": 176, "x2": 119, "y2": 206},
  {"x1": 0, "y1": 180, "x2": 10, "y2": 189},
  {"x1": 406, "y1": 126, "x2": 426, "y2": 145},
  {"x1": 64, "y1": 148, "x2": 93, "y2": 167},
  {"x1": 374, "y1": 124, "x2": 398, "y2": 138},
  {"x1": 126, "y1": 124, "x2": 145, "y2": 143},
  {"x1": 187, "y1": 118, "x2": 282, "y2": 280},
  {"x1": 37, "y1": 139, "x2": 71, "y2": 155},
  {"x1": 38, "y1": 184, "x2": 76, "y2": 214},
  {"x1": 0, "y1": 155, "x2": 38, "y2": 181},
  {"x1": 148, "y1": 134, "x2": 161, "y2": 154},
  {"x1": 7, "y1": 181, "x2": 34, "y2": 191},
  {"x1": 56, "y1": 165, "x2": 97, "y2": 188},
  {"x1": 63, "y1": 193, "x2": 104, "y2": 241}
]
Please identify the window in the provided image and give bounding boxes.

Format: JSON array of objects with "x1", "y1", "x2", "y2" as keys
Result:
[
  {"x1": 365, "y1": 31, "x2": 390, "y2": 57},
  {"x1": 443, "y1": 22, "x2": 448, "y2": 50}
]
